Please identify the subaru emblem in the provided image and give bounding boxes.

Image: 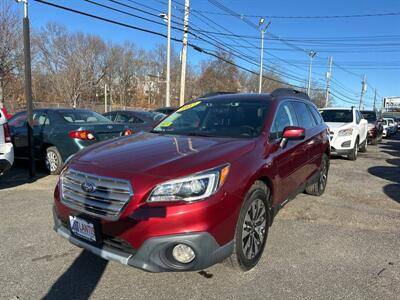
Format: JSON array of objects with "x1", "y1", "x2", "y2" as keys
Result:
[
  {"x1": 107, "y1": 125, "x2": 113, "y2": 129},
  {"x1": 81, "y1": 181, "x2": 96, "y2": 193}
]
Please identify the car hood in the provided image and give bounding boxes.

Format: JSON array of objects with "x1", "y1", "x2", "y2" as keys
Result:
[
  {"x1": 325, "y1": 122, "x2": 352, "y2": 132},
  {"x1": 70, "y1": 132, "x2": 256, "y2": 179}
]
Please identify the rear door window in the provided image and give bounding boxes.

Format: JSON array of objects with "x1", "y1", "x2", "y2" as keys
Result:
[
  {"x1": 308, "y1": 105, "x2": 323, "y2": 125},
  {"x1": 292, "y1": 101, "x2": 316, "y2": 129}
]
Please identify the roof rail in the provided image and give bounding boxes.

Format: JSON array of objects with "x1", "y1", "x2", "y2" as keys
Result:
[
  {"x1": 200, "y1": 91, "x2": 237, "y2": 98},
  {"x1": 271, "y1": 88, "x2": 310, "y2": 101}
]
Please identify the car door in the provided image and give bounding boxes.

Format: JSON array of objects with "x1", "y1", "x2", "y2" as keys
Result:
[
  {"x1": 8, "y1": 112, "x2": 28, "y2": 158},
  {"x1": 356, "y1": 110, "x2": 368, "y2": 143},
  {"x1": 32, "y1": 111, "x2": 52, "y2": 158},
  {"x1": 291, "y1": 101, "x2": 319, "y2": 183},
  {"x1": 268, "y1": 101, "x2": 304, "y2": 205}
]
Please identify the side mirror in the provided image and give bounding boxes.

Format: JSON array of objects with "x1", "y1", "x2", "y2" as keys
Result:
[{"x1": 280, "y1": 126, "x2": 305, "y2": 148}]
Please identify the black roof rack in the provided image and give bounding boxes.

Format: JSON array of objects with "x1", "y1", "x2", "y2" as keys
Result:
[
  {"x1": 200, "y1": 91, "x2": 238, "y2": 98},
  {"x1": 271, "y1": 88, "x2": 310, "y2": 101}
]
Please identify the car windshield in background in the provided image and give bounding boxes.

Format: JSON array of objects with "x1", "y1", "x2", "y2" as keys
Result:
[
  {"x1": 320, "y1": 110, "x2": 353, "y2": 123},
  {"x1": 361, "y1": 111, "x2": 377, "y2": 123},
  {"x1": 152, "y1": 98, "x2": 270, "y2": 138},
  {"x1": 58, "y1": 110, "x2": 111, "y2": 123}
]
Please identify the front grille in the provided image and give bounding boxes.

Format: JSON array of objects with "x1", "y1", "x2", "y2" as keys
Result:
[{"x1": 61, "y1": 168, "x2": 133, "y2": 220}]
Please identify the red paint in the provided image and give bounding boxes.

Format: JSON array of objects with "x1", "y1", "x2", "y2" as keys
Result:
[{"x1": 54, "y1": 96, "x2": 330, "y2": 250}]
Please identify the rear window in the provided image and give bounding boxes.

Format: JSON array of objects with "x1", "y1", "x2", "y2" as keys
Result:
[
  {"x1": 320, "y1": 110, "x2": 353, "y2": 123},
  {"x1": 58, "y1": 110, "x2": 111, "y2": 123},
  {"x1": 361, "y1": 111, "x2": 377, "y2": 123}
]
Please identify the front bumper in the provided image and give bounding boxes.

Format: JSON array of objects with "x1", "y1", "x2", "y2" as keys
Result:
[
  {"x1": 53, "y1": 209, "x2": 233, "y2": 272},
  {"x1": 329, "y1": 134, "x2": 354, "y2": 155},
  {"x1": 0, "y1": 142, "x2": 14, "y2": 174}
]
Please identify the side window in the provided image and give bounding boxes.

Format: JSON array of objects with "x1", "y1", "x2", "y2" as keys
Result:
[
  {"x1": 103, "y1": 113, "x2": 115, "y2": 121},
  {"x1": 308, "y1": 105, "x2": 323, "y2": 125},
  {"x1": 270, "y1": 102, "x2": 297, "y2": 139},
  {"x1": 33, "y1": 112, "x2": 50, "y2": 126},
  {"x1": 292, "y1": 101, "x2": 316, "y2": 129},
  {"x1": 355, "y1": 110, "x2": 361, "y2": 124},
  {"x1": 115, "y1": 113, "x2": 130, "y2": 123},
  {"x1": 8, "y1": 113, "x2": 27, "y2": 128},
  {"x1": 129, "y1": 115, "x2": 144, "y2": 124}
]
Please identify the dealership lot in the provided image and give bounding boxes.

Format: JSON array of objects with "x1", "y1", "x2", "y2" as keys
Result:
[{"x1": 1, "y1": 137, "x2": 399, "y2": 300}]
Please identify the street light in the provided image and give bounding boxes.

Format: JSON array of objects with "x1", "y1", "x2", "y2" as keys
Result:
[
  {"x1": 307, "y1": 50, "x2": 317, "y2": 96},
  {"x1": 258, "y1": 18, "x2": 270, "y2": 94}
]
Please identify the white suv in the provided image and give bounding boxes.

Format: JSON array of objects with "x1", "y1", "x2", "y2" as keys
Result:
[
  {"x1": 319, "y1": 107, "x2": 368, "y2": 160},
  {"x1": 0, "y1": 110, "x2": 14, "y2": 175}
]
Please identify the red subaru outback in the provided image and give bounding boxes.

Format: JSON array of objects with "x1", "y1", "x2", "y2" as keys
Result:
[{"x1": 53, "y1": 89, "x2": 330, "y2": 272}]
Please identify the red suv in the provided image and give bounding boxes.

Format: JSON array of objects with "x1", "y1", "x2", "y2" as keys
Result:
[{"x1": 53, "y1": 89, "x2": 330, "y2": 272}]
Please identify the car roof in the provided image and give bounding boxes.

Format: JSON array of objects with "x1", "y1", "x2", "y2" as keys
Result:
[{"x1": 319, "y1": 107, "x2": 353, "y2": 111}]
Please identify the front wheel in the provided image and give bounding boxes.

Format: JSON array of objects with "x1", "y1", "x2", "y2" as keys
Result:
[
  {"x1": 359, "y1": 138, "x2": 368, "y2": 152},
  {"x1": 348, "y1": 139, "x2": 359, "y2": 161},
  {"x1": 45, "y1": 146, "x2": 64, "y2": 175},
  {"x1": 226, "y1": 181, "x2": 271, "y2": 272}
]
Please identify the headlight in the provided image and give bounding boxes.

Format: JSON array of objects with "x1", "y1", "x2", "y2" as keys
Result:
[
  {"x1": 338, "y1": 128, "x2": 353, "y2": 136},
  {"x1": 147, "y1": 165, "x2": 230, "y2": 203}
]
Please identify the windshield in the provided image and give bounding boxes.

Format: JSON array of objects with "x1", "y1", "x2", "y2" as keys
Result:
[
  {"x1": 58, "y1": 110, "x2": 111, "y2": 123},
  {"x1": 138, "y1": 111, "x2": 166, "y2": 121},
  {"x1": 361, "y1": 111, "x2": 377, "y2": 123},
  {"x1": 320, "y1": 110, "x2": 353, "y2": 123},
  {"x1": 152, "y1": 98, "x2": 270, "y2": 138}
]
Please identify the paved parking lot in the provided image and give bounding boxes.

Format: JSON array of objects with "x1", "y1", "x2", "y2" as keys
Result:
[{"x1": 1, "y1": 136, "x2": 399, "y2": 300}]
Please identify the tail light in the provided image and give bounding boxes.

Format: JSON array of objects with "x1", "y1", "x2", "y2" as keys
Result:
[
  {"x1": 123, "y1": 129, "x2": 133, "y2": 136},
  {"x1": 3, "y1": 123, "x2": 11, "y2": 143},
  {"x1": 69, "y1": 130, "x2": 96, "y2": 140}
]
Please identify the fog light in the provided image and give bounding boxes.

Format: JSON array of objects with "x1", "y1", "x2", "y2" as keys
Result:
[
  {"x1": 172, "y1": 244, "x2": 195, "y2": 264},
  {"x1": 341, "y1": 140, "x2": 351, "y2": 148}
]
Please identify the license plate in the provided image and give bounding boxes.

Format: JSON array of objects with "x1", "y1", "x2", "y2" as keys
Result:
[{"x1": 69, "y1": 216, "x2": 96, "y2": 242}]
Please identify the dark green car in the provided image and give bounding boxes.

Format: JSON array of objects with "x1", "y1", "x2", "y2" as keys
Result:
[{"x1": 8, "y1": 108, "x2": 130, "y2": 174}]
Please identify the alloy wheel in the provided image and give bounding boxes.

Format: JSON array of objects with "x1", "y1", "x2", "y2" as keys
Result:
[
  {"x1": 319, "y1": 159, "x2": 328, "y2": 191},
  {"x1": 242, "y1": 199, "x2": 267, "y2": 260},
  {"x1": 46, "y1": 151, "x2": 59, "y2": 173}
]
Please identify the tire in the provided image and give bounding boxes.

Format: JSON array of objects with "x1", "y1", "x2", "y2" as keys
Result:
[
  {"x1": 225, "y1": 181, "x2": 271, "y2": 272},
  {"x1": 305, "y1": 153, "x2": 329, "y2": 196},
  {"x1": 348, "y1": 138, "x2": 359, "y2": 161},
  {"x1": 45, "y1": 146, "x2": 64, "y2": 175},
  {"x1": 359, "y1": 138, "x2": 368, "y2": 152}
]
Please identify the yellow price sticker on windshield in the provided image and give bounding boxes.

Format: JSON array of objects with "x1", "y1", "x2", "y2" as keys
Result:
[
  {"x1": 159, "y1": 121, "x2": 172, "y2": 127},
  {"x1": 177, "y1": 101, "x2": 201, "y2": 112}
]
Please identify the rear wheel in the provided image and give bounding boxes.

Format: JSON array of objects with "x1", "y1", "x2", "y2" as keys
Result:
[
  {"x1": 348, "y1": 139, "x2": 359, "y2": 161},
  {"x1": 305, "y1": 153, "x2": 329, "y2": 196},
  {"x1": 45, "y1": 146, "x2": 64, "y2": 175},
  {"x1": 226, "y1": 181, "x2": 271, "y2": 272}
]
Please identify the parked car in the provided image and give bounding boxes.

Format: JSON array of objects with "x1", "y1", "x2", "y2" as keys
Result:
[
  {"x1": 319, "y1": 107, "x2": 368, "y2": 160},
  {"x1": 103, "y1": 110, "x2": 165, "y2": 133},
  {"x1": 0, "y1": 109, "x2": 14, "y2": 175},
  {"x1": 361, "y1": 110, "x2": 383, "y2": 145},
  {"x1": 396, "y1": 117, "x2": 400, "y2": 131},
  {"x1": 384, "y1": 118, "x2": 396, "y2": 136},
  {"x1": 382, "y1": 119, "x2": 390, "y2": 138},
  {"x1": 153, "y1": 106, "x2": 177, "y2": 115},
  {"x1": 53, "y1": 89, "x2": 330, "y2": 273},
  {"x1": 8, "y1": 109, "x2": 131, "y2": 175}
]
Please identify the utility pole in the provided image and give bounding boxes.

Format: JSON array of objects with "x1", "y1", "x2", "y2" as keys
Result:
[
  {"x1": 359, "y1": 74, "x2": 367, "y2": 110},
  {"x1": 179, "y1": 0, "x2": 190, "y2": 106},
  {"x1": 165, "y1": 0, "x2": 172, "y2": 107},
  {"x1": 258, "y1": 18, "x2": 270, "y2": 94},
  {"x1": 307, "y1": 50, "x2": 317, "y2": 95},
  {"x1": 325, "y1": 56, "x2": 333, "y2": 107},
  {"x1": 104, "y1": 83, "x2": 108, "y2": 113},
  {"x1": 16, "y1": 0, "x2": 35, "y2": 178},
  {"x1": 373, "y1": 88, "x2": 377, "y2": 111}
]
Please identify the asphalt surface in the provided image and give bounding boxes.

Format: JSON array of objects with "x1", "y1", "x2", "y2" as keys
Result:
[{"x1": 1, "y1": 136, "x2": 399, "y2": 300}]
